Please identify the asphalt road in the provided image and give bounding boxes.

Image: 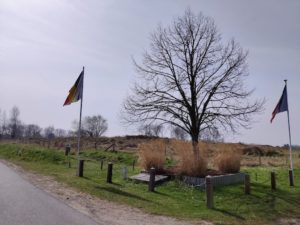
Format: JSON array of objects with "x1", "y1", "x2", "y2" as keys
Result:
[{"x1": 0, "y1": 162, "x2": 103, "y2": 225}]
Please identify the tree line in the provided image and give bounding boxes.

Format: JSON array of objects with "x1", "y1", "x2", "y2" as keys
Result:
[
  {"x1": 0, "y1": 106, "x2": 223, "y2": 142},
  {"x1": 0, "y1": 106, "x2": 108, "y2": 139}
]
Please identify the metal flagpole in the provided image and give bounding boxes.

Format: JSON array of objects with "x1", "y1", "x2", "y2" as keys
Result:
[
  {"x1": 77, "y1": 66, "x2": 84, "y2": 160},
  {"x1": 285, "y1": 79, "x2": 294, "y2": 186}
]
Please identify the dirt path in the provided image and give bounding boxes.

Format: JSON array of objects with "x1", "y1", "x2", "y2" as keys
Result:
[{"x1": 1, "y1": 160, "x2": 211, "y2": 225}]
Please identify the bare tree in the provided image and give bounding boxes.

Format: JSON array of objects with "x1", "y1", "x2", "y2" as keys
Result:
[
  {"x1": 54, "y1": 128, "x2": 67, "y2": 137},
  {"x1": 138, "y1": 124, "x2": 164, "y2": 137},
  {"x1": 122, "y1": 10, "x2": 264, "y2": 160},
  {"x1": 71, "y1": 120, "x2": 88, "y2": 137},
  {"x1": 44, "y1": 126, "x2": 55, "y2": 139},
  {"x1": 171, "y1": 126, "x2": 188, "y2": 140},
  {"x1": 0, "y1": 110, "x2": 9, "y2": 138},
  {"x1": 73, "y1": 115, "x2": 108, "y2": 138},
  {"x1": 9, "y1": 106, "x2": 22, "y2": 139},
  {"x1": 199, "y1": 127, "x2": 223, "y2": 143},
  {"x1": 24, "y1": 124, "x2": 42, "y2": 138},
  {"x1": 0, "y1": 109, "x2": 2, "y2": 138},
  {"x1": 83, "y1": 115, "x2": 108, "y2": 137},
  {"x1": 0, "y1": 108, "x2": 2, "y2": 138}
]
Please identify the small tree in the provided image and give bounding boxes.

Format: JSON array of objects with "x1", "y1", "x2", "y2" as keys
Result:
[
  {"x1": 138, "y1": 124, "x2": 164, "y2": 137},
  {"x1": 122, "y1": 9, "x2": 264, "y2": 161},
  {"x1": 171, "y1": 126, "x2": 188, "y2": 140},
  {"x1": 83, "y1": 115, "x2": 108, "y2": 137},
  {"x1": 71, "y1": 120, "x2": 88, "y2": 137},
  {"x1": 73, "y1": 115, "x2": 108, "y2": 137},
  {"x1": 0, "y1": 110, "x2": 9, "y2": 138},
  {"x1": 0, "y1": 109, "x2": 2, "y2": 138},
  {"x1": 24, "y1": 124, "x2": 42, "y2": 138},
  {"x1": 44, "y1": 126, "x2": 55, "y2": 139},
  {"x1": 9, "y1": 106, "x2": 22, "y2": 139},
  {"x1": 54, "y1": 128, "x2": 67, "y2": 137},
  {"x1": 200, "y1": 127, "x2": 223, "y2": 142}
]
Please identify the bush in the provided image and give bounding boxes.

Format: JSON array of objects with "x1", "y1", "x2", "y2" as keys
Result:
[
  {"x1": 138, "y1": 139, "x2": 166, "y2": 172},
  {"x1": 215, "y1": 146, "x2": 242, "y2": 173},
  {"x1": 172, "y1": 140, "x2": 207, "y2": 177}
]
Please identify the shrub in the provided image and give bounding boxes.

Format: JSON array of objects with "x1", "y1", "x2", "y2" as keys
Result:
[
  {"x1": 215, "y1": 146, "x2": 242, "y2": 173},
  {"x1": 172, "y1": 140, "x2": 207, "y2": 177},
  {"x1": 138, "y1": 139, "x2": 166, "y2": 172}
]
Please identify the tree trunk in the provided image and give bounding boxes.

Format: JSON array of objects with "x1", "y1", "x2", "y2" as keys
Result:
[{"x1": 192, "y1": 139, "x2": 200, "y2": 162}]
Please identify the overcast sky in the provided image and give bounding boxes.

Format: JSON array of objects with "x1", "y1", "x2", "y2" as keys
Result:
[{"x1": 0, "y1": 0, "x2": 299, "y2": 146}]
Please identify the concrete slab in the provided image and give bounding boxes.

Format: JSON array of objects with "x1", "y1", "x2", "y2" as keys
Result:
[{"x1": 130, "y1": 173, "x2": 169, "y2": 184}]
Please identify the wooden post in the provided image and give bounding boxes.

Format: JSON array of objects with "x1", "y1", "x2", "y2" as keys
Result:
[
  {"x1": 107, "y1": 162, "x2": 113, "y2": 183},
  {"x1": 206, "y1": 176, "x2": 213, "y2": 209},
  {"x1": 121, "y1": 166, "x2": 128, "y2": 180},
  {"x1": 112, "y1": 142, "x2": 116, "y2": 151},
  {"x1": 77, "y1": 160, "x2": 84, "y2": 177},
  {"x1": 271, "y1": 172, "x2": 276, "y2": 191},
  {"x1": 148, "y1": 167, "x2": 156, "y2": 192},
  {"x1": 65, "y1": 145, "x2": 70, "y2": 156},
  {"x1": 132, "y1": 160, "x2": 135, "y2": 171},
  {"x1": 289, "y1": 169, "x2": 294, "y2": 186},
  {"x1": 245, "y1": 174, "x2": 251, "y2": 195},
  {"x1": 100, "y1": 160, "x2": 104, "y2": 170}
]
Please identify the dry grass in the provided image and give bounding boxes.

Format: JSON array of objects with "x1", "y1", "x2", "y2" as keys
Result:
[
  {"x1": 241, "y1": 151, "x2": 300, "y2": 168},
  {"x1": 171, "y1": 140, "x2": 207, "y2": 177},
  {"x1": 214, "y1": 145, "x2": 242, "y2": 173},
  {"x1": 137, "y1": 139, "x2": 166, "y2": 171},
  {"x1": 11, "y1": 136, "x2": 300, "y2": 173}
]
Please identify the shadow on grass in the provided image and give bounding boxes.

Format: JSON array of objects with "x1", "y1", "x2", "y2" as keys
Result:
[
  {"x1": 213, "y1": 208, "x2": 245, "y2": 220},
  {"x1": 253, "y1": 183, "x2": 300, "y2": 207},
  {"x1": 267, "y1": 191, "x2": 300, "y2": 209},
  {"x1": 95, "y1": 186, "x2": 152, "y2": 202},
  {"x1": 153, "y1": 191, "x2": 171, "y2": 197},
  {"x1": 81, "y1": 176, "x2": 123, "y2": 187}
]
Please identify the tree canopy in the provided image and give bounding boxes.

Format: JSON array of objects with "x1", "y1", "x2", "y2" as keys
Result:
[{"x1": 123, "y1": 10, "x2": 264, "y2": 157}]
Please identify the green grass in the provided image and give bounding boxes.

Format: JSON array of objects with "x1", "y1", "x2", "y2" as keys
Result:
[{"x1": 0, "y1": 143, "x2": 299, "y2": 225}]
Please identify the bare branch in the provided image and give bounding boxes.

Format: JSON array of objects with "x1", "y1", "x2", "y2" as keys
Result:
[{"x1": 122, "y1": 9, "x2": 264, "y2": 147}]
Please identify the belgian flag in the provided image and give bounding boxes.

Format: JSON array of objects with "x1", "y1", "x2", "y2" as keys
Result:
[{"x1": 63, "y1": 69, "x2": 84, "y2": 106}]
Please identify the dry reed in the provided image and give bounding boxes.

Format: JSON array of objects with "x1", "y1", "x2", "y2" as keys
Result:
[
  {"x1": 172, "y1": 140, "x2": 208, "y2": 177},
  {"x1": 215, "y1": 145, "x2": 242, "y2": 173},
  {"x1": 138, "y1": 139, "x2": 166, "y2": 171}
]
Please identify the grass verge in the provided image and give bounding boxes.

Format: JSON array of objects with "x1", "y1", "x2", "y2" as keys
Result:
[{"x1": 0, "y1": 143, "x2": 299, "y2": 225}]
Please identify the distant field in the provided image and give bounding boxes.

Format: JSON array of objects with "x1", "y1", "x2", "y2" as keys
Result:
[
  {"x1": 2, "y1": 136, "x2": 299, "y2": 168},
  {"x1": 0, "y1": 141, "x2": 300, "y2": 225}
]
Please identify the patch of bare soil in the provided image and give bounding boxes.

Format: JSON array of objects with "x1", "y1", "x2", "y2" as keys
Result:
[
  {"x1": 276, "y1": 219, "x2": 300, "y2": 225},
  {"x1": 1, "y1": 160, "x2": 211, "y2": 225}
]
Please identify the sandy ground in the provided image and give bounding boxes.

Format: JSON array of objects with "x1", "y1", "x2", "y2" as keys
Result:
[{"x1": 1, "y1": 160, "x2": 211, "y2": 225}]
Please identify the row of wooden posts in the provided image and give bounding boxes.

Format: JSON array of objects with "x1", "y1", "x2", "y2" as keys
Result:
[
  {"x1": 75, "y1": 159, "x2": 284, "y2": 209},
  {"x1": 206, "y1": 171, "x2": 287, "y2": 209},
  {"x1": 76, "y1": 158, "x2": 290, "y2": 208},
  {"x1": 66, "y1": 147, "x2": 292, "y2": 209},
  {"x1": 75, "y1": 160, "x2": 156, "y2": 190}
]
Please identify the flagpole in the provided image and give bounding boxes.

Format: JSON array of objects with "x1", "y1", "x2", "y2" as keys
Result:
[
  {"x1": 77, "y1": 66, "x2": 84, "y2": 160},
  {"x1": 285, "y1": 79, "x2": 294, "y2": 186}
]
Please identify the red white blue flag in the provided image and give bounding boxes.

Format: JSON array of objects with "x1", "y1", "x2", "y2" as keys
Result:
[{"x1": 270, "y1": 85, "x2": 288, "y2": 123}]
